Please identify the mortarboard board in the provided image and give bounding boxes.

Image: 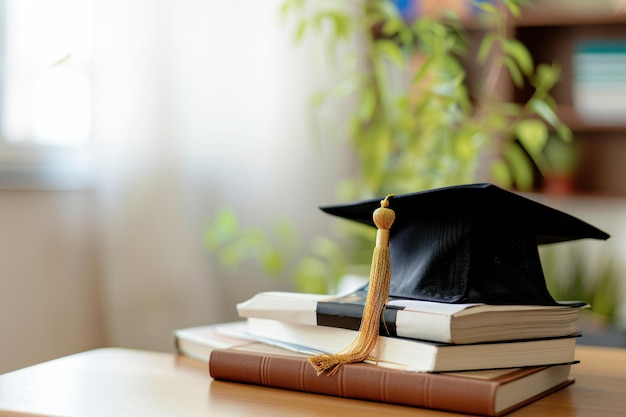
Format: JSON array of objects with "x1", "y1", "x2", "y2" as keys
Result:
[
  {"x1": 308, "y1": 183, "x2": 610, "y2": 376},
  {"x1": 320, "y1": 183, "x2": 610, "y2": 306}
]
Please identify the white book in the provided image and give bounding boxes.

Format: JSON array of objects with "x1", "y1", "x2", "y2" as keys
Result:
[
  {"x1": 245, "y1": 317, "x2": 579, "y2": 372},
  {"x1": 237, "y1": 290, "x2": 583, "y2": 344}
]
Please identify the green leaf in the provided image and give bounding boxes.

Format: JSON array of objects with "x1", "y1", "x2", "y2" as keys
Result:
[
  {"x1": 442, "y1": 55, "x2": 465, "y2": 77},
  {"x1": 555, "y1": 123, "x2": 573, "y2": 143},
  {"x1": 591, "y1": 258, "x2": 619, "y2": 319},
  {"x1": 477, "y1": 32, "x2": 496, "y2": 64},
  {"x1": 273, "y1": 218, "x2": 299, "y2": 247},
  {"x1": 490, "y1": 159, "x2": 512, "y2": 189},
  {"x1": 504, "y1": 56, "x2": 524, "y2": 88},
  {"x1": 359, "y1": 128, "x2": 391, "y2": 192},
  {"x1": 411, "y1": 56, "x2": 434, "y2": 83},
  {"x1": 310, "y1": 91, "x2": 326, "y2": 108},
  {"x1": 503, "y1": 39, "x2": 533, "y2": 77},
  {"x1": 311, "y1": 11, "x2": 351, "y2": 40},
  {"x1": 528, "y1": 98, "x2": 560, "y2": 127},
  {"x1": 534, "y1": 63, "x2": 560, "y2": 91},
  {"x1": 498, "y1": 102, "x2": 523, "y2": 118},
  {"x1": 506, "y1": 2, "x2": 521, "y2": 18},
  {"x1": 358, "y1": 88, "x2": 377, "y2": 122},
  {"x1": 544, "y1": 135, "x2": 578, "y2": 173},
  {"x1": 204, "y1": 208, "x2": 239, "y2": 248},
  {"x1": 279, "y1": 0, "x2": 303, "y2": 19},
  {"x1": 218, "y1": 243, "x2": 244, "y2": 269},
  {"x1": 375, "y1": 39, "x2": 406, "y2": 68},
  {"x1": 505, "y1": 143, "x2": 534, "y2": 190},
  {"x1": 331, "y1": 76, "x2": 360, "y2": 98},
  {"x1": 541, "y1": 95, "x2": 558, "y2": 111},
  {"x1": 472, "y1": 0, "x2": 499, "y2": 16},
  {"x1": 294, "y1": 20, "x2": 307, "y2": 43},
  {"x1": 397, "y1": 25, "x2": 414, "y2": 46},
  {"x1": 381, "y1": 17, "x2": 401, "y2": 37},
  {"x1": 260, "y1": 249, "x2": 285, "y2": 276},
  {"x1": 373, "y1": 0, "x2": 403, "y2": 21},
  {"x1": 328, "y1": 12, "x2": 351, "y2": 39},
  {"x1": 452, "y1": 135, "x2": 475, "y2": 161},
  {"x1": 335, "y1": 178, "x2": 359, "y2": 202},
  {"x1": 293, "y1": 257, "x2": 330, "y2": 294},
  {"x1": 310, "y1": 235, "x2": 343, "y2": 260},
  {"x1": 279, "y1": 0, "x2": 291, "y2": 17},
  {"x1": 516, "y1": 119, "x2": 549, "y2": 156}
]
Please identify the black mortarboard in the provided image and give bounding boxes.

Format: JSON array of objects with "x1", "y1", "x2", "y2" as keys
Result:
[{"x1": 321, "y1": 183, "x2": 610, "y2": 306}]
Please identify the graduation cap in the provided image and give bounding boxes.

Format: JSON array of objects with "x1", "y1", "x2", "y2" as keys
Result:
[
  {"x1": 321, "y1": 183, "x2": 610, "y2": 306},
  {"x1": 308, "y1": 183, "x2": 609, "y2": 375}
]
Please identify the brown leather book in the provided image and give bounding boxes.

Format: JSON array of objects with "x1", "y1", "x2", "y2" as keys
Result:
[{"x1": 209, "y1": 343, "x2": 574, "y2": 417}]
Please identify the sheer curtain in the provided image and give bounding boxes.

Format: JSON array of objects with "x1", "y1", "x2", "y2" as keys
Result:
[{"x1": 92, "y1": 0, "x2": 352, "y2": 351}]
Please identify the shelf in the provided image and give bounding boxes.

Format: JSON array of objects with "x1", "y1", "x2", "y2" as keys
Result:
[
  {"x1": 513, "y1": 3, "x2": 626, "y2": 197},
  {"x1": 518, "y1": 6, "x2": 626, "y2": 27},
  {"x1": 558, "y1": 106, "x2": 626, "y2": 134}
]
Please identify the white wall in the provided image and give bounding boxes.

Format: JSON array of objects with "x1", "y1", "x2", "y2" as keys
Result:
[
  {"x1": 1, "y1": 0, "x2": 355, "y2": 371},
  {"x1": 91, "y1": 0, "x2": 355, "y2": 352},
  {"x1": 0, "y1": 191, "x2": 104, "y2": 373}
]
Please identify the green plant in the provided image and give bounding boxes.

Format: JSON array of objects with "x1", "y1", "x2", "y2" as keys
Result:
[
  {"x1": 543, "y1": 134, "x2": 580, "y2": 177},
  {"x1": 541, "y1": 245, "x2": 620, "y2": 322},
  {"x1": 205, "y1": 209, "x2": 348, "y2": 294},
  {"x1": 206, "y1": 0, "x2": 572, "y2": 294},
  {"x1": 282, "y1": 0, "x2": 570, "y2": 198}
]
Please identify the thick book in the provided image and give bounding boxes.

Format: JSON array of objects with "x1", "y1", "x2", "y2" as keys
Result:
[
  {"x1": 246, "y1": 318, "x2": 579, "y2": 372},
  {"x1": 173, "y1": 321, "x2": 253, "y2": 362},
  {"x1": 209, "y1": 343, "x2": 574, "y2": 417},
  {"x1": 237, "y1": 290, "x2": 583, "y2": 344},
  {"x1": 173, "y1": 321, "x2": 323, "y2": 362}
]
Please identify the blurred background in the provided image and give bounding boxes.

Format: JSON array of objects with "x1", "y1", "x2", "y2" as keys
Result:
[{"x1": 1, "y1": 0, "x2": 625, "y2": 373}]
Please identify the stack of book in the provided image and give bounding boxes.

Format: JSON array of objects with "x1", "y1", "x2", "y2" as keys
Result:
[{"x1": 174, "y1": 289, "x2": 583, "y2": 416}]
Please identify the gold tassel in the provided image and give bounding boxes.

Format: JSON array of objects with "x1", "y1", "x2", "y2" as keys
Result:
[{"x1": 308, "y1": 195, "x2": 395, "y2": 376}]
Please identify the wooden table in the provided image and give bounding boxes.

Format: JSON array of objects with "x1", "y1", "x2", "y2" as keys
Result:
[{"x1": 0, "y1": 346, "x2": 624, "y2": 416}]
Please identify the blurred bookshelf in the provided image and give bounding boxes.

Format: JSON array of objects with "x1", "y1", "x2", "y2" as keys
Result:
[
  {"x1": 513, "y1": 0, "x2": 626, "y2": 197},
  {"x1": 392, "y1": 0, "x2": 626, "y2": 196}
]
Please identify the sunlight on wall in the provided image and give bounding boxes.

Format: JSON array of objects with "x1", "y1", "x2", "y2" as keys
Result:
[
  {"x1": 90, "y1": 0, "x2": 356, "y2": 351},
  {"x1": 2, "y1": 0, "x2": 92, "y2": 147}
]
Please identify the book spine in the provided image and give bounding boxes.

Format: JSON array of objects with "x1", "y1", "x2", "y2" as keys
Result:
[
  {"x1": 316, "y1": 301, "x2": 400, "y2": 337},
  {"x1": 209, "y1": 349, "x2": 497, "y2": 416}
]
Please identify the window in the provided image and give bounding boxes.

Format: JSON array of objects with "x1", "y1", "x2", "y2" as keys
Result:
[{"x1": 0, "y1": 0, "x2": 93, "y2": 189}]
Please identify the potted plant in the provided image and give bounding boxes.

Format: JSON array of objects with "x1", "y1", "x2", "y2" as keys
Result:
[
  {"x1": 206, "y1": 0, "x2": 572, "y2": 294},
  {"x1": 541, "y1": 134, "x2": 580, "y2": 194}
]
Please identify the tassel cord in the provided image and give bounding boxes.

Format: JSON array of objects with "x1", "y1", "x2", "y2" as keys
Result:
[{"x1": 308, "y1": 195, "x2": 395, "y2": 376}]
